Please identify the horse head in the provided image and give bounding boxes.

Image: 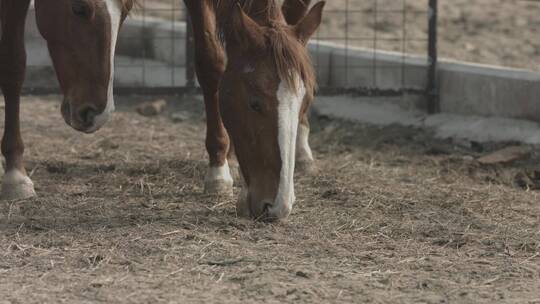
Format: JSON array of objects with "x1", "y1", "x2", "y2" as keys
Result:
[
  {"x1": 34, "y1": 0, "x2": 134, "y2": 133},
  {"x1": 219, "y1": 1, "x2": 325, "y2": 220}
]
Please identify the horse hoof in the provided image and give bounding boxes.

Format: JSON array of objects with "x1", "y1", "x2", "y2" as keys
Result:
[
  {"x1": 296, "y1": 159, "x2": 316, "y2": 174},
  {"x1": 204, "y1": 179, "x2": 233, "y2": 196},
  {"x1": 1, "y1": 171, "x2": 36, "y2": 201},
  {"x1": 204, "y1": 162, "x2": 234, "y2": 196}
]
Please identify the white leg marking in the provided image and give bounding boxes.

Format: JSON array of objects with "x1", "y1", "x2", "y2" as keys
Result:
[
  {"x1": 272, "y1": 76, "x2": 306, "y2": 218},
  {"x1": 204, "y1": 160, "x2": 234, "y2": 194},
  {"x1": 89, "y1": 0, "x2": 122, "y2": 132},
  {"x1": 296, "y1": 123, "x2": 313, "y2": 162},
  {"x1": 205, "y1": 160, "x2": 233, "y2": 184},
  {"x1": 1, "y1": 170, "x2": 36, "y2": 200}
]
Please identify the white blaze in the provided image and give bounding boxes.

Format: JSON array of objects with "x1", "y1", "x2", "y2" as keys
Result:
[
  {"x1": 89, "y1": 0, "x2": 122, "y2": 132},
  {"x1": 271, "y1": 75, "x2": 306, "y2": 218}
]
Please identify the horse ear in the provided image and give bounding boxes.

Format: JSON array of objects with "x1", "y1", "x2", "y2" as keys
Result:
[
  {"x1": 294, "y1": 1, "x2": 325, "y2": 44},
  {"x1": 282, "y1": 0, "x2": 312, "y2": 25},
  {"x1": 231, "y1": 3, "x2": 266, "y2": 51}
]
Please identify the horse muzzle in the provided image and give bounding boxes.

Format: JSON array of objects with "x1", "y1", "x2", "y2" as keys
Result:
[
  {"x1": 61, "y1": 99, "x2": 112, "y2": 134},
  {"x1": 237, "y1": 190, "x2": 293, "y2": 222}
]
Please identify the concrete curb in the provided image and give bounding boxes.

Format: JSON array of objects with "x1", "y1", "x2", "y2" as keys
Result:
[{"x1": 315, "y1": 96, "x2": 540, "y2": 145}]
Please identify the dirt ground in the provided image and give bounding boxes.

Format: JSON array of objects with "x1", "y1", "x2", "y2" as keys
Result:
[
  {"x1": 141, "y1": 0, "x2": 540, "y2": 71},
  {"x1": 0, "y1": 95, "x2": 539, "y2": 303}
]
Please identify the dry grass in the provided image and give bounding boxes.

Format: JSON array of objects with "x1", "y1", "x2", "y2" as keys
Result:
[{"x1": 0, "y1": 95, "x2": 539, "y2": 303}]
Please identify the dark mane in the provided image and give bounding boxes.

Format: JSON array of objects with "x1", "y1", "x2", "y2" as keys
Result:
[{"x1": 217, "y1": 0, "x2": 316, "y2": 93}]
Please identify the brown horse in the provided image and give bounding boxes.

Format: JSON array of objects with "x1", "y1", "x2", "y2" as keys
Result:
[
  {"x1": 184, "y1": 0, "x2": 325, "y2": 220},
  {"x1": 0, "y1": 0, "x2": 134, "y2": 200}
]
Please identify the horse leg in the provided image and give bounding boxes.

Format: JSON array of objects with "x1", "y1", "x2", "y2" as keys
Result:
[
  {"x1": 184, "y1": 0, "x2": 233, "y2": 195},
  {"x1": 296, "y1": 112, "x2": 315, "y2": 173},
  {"x1": 0, "y1": 0, "x2": 36, "y2": 200}
]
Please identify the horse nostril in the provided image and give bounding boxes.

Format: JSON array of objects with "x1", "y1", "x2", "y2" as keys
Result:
[
  {"x1": 259, "y1": 202, "x2": 277, "y2": 222},
  {"x1": 78, "y1": 105, "x2": 98, "y2": 126},
  {"x1": 263, "y1": 202, "x2": 272, "y2": 214}
]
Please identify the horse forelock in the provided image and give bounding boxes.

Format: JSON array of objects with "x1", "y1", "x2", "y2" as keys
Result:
[
  {"x1": 217, "y1": 0, "x2": 280, "y2": 21},
  {"x1": 217, "y1": 0, "x2": 281, "y2": 38},
  {"x1": 268, "y1": 24, "x2": 316, "y2": 94}
]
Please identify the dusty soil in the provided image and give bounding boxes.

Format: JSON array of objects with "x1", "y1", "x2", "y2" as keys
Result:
[
  {"x1": 141, "y1": 0, "x2": 540, "y2": 70},
  {"x1": 1, "y1": 95, "x2": 539, "y2": 303}
]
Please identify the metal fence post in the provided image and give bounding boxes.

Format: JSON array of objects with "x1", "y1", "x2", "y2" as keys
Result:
[
  {"x1": 185, "y1": 12, "x2": 196, "y2": 89},
  {"x1": 427, "y1": 0, "x2": 439, "y2": 113}
]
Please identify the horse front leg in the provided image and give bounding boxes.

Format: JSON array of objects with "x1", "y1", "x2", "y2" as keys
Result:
[
  {"x1": 296, "y1": 112, "x2": 315, "y2": 174},
  {"x1": 0, "y1": 88, "x2": 34, "y2": 201},
  {"x1": 184, "y1": 0, "x2": 233, "y2": 195},
  {"x1": 0, "y1": 0, "x2": 36, "y2": 200}
]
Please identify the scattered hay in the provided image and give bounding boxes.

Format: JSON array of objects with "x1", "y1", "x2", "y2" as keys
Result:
[{"x1": 0, "y1": 95, "x2": 538, "y2": 303}]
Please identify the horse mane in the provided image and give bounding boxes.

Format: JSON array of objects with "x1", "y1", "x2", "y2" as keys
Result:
[
  {"x1": 216, "y1": 0, "x2": 281, "y2": 40},
  {"x1": 217, "y1": 0, "x2": 316, "y2": 94},
  {"x1": 267, "y1": 23, "x2": 316, "y2": 93},
  {"x1": 216, "y1": 0, "x2": 280, "y2": 22}
]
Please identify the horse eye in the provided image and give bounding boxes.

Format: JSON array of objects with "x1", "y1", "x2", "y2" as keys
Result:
[
  {"x1": 72, "y1": 1, "x2": 91, "y2": 19},
  {"x1": 249, "y1": 98, "x2": 263, "y2": 113}
]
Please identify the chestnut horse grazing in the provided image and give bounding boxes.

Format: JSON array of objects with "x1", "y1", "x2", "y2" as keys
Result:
[
  {"x1": 0, "y1": 0, "x2": 134, "y2": 200},
  {"x1": 184, "y1": 0, "x2": 325, "y2": 220}
]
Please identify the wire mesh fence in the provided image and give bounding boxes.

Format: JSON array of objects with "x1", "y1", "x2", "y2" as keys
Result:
[{"x1": 24, "y1": 0, "x2": 438, "y2": 108}]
